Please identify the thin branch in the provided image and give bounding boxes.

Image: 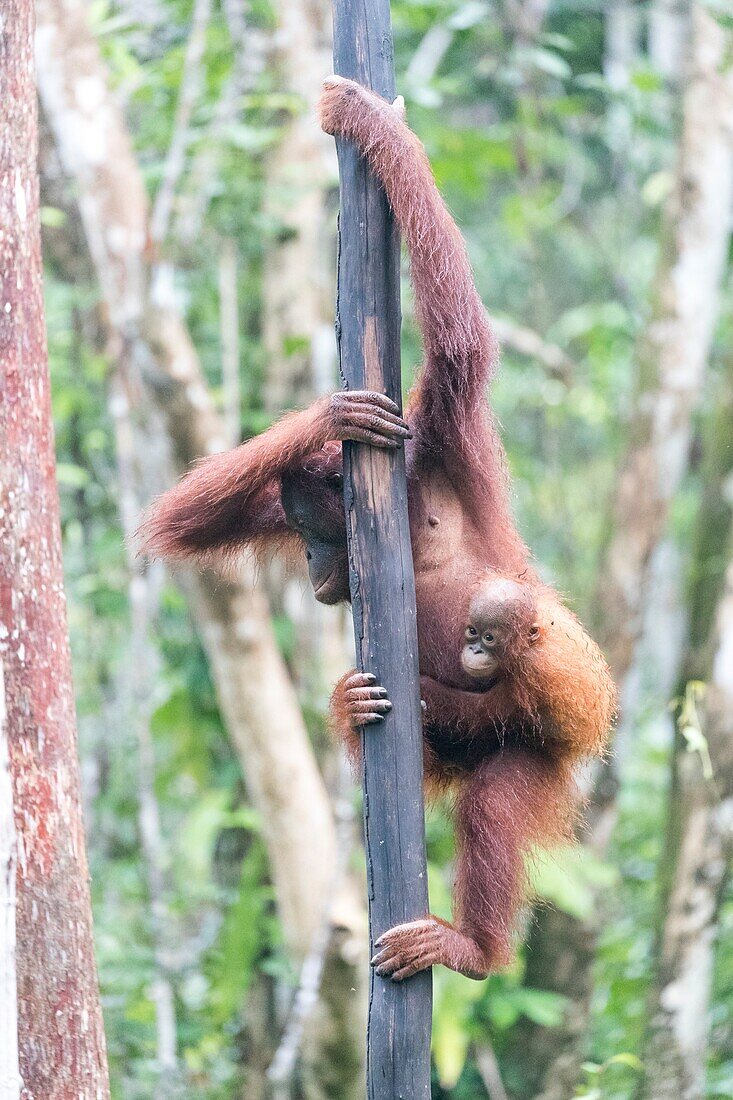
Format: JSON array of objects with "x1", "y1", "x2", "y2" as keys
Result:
[
  {"x1": 475, "y1": 1040, "x2": 510, "y2": 1100},
  {"x1": 150, "y1": 0, "x2": 212, "y2": 246},
  {"x1": 405, "y1": 23, "x2": 454, "y2": 87}
]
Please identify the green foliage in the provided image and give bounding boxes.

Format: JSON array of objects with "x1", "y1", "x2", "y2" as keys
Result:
[
  {"x1": 530, "y1": 845, "x2": 618, "y2": 922},
  {"x1": 576, "y1": 1052, "x2": 643, "y2": 1099},
  {"x1": 44, "y1": 0, "x2": 733, "y2": 1095}
]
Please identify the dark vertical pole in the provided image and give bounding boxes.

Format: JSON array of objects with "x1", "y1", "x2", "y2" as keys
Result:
[{"x1": 331, "y1": 2, "x2": 432, "y2": 1097}]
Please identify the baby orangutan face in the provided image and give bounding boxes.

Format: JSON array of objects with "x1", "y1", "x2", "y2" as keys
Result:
[{"x1": 461, "y1": 577, "x2": 541, "y2": 681}]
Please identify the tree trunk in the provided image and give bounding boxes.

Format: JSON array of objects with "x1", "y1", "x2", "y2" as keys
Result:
[
  {"x1": 649, "y1": 0, "x2": 689, "y2": 81},
  {"x1": 110, "y1": 376, "x2": 179, "y2": 1090},
  {"x1": 598, "y1": 3, "x2": 733, "y2": 689},
  {"x1": 641, "y1": 360, "x2": 733, "y2": 1100},
  {"x1": 0, "y1": 661, "x2": 21, "y2": 1099},
  {"x1": 332, "y1": 3, "x2": 433, "y2": 1093},
  {"x1": 642, "y1": 684, "x2": 733, "y2": 1100},
  {"x1": 34, "y1": 1, "x2": 366, "y2": 1092},
  {"x1": 0, "y1": 3, "x2": 110, "y2": 1094},
  {"x1": 508, "y1": 6, "x2": 733, "y2": 1095}
]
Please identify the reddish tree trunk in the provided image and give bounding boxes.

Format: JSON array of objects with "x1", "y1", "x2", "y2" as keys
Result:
[{"x1": 0, "y1": 2, "x2": 109, "y2": 1096}]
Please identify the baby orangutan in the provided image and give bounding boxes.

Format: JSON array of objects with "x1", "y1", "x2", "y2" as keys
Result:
[{"x1": 331, "y1": 570, "x2": 613, "y2": 982}]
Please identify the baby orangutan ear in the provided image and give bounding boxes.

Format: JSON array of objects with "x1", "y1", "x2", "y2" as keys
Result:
[{"x1": 529, "y1": 623, "x2": 541, "y2": 644}]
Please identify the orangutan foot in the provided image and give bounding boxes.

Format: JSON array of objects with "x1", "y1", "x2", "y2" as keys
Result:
[
  {"x1": 342, "y1": 672, "x2": 392, "y2": 729},
  {"x1": 371, "y1": 916, "x2": 493, "y2": 981}
]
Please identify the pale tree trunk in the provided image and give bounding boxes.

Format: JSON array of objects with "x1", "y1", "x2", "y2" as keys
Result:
[
  {"x1": 604, "y1": 0, "x2": 641, "y2": 93},
  {"x1": 110, "y1": 377, "x2": 179, "y2": 1090},
  {"x1": 642, "y1": 580, "x2": 733, "y2": 1100},
  {"x1": 649, "y1": 0, "x2": 689, "y2": 81},
  {"x1": 603, "y1": 0, "x2": 642, "y2": 170},
  {"x1": 508, "y1": 8, "x2": 733, "y2": 1097},
  {"x1": 599, "y1": 3, "x2": 733, "y2": 689},
  {"x1": 644, "y1": 619, "x2": 733, "y2": 1097},
  {"x1": 641, "y1": 360, "x2": 733, "y2": 1100},
  {"x1": 0, "y1": 3, "x2": 109, "y2": 1095},
  {"x1": 34, "y1": 3, "x2": 366, "y2": 1092},
  {"x1": 642, "y1": 704, "x2": 730, "y2": 1100}
]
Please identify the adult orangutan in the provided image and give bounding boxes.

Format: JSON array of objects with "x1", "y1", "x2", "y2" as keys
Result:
[{"x1": 142, "y1": 77, "x2": 616, "y2": 981}]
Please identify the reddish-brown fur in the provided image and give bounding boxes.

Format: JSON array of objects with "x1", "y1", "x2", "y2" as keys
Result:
[{"x1": 141, "y1": 78, "x2": 616, "y2": 981}]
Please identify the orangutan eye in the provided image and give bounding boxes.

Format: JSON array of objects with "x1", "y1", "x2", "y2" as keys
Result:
[
  {"x1": 329, "y1": 472, "x2": 343, "y2": 489},
  {"x1": 482, "y1": 632, "x2": 495, "y2": 646},
  {"x1": 529, "y1": 624, "x2": 540, "y2": 641},
  {"x1": 466, "y1": 626, "x2": 478, "y2": 639}
]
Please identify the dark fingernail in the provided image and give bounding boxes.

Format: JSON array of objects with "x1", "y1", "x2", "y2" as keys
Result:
[
  {"x1": 366, "y1": 674, "x2": 376, "y2": 683},
  {"x1": 384, "y1": 701, "x2": 392, "y2": 710}
]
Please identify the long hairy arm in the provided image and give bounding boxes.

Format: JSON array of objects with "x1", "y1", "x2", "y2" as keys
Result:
[
  {"x1": 140, "y1": 388, "x2": 409, "y2": 563},
  {"x1": 139, "y1": 402, "x2": 333, "y2": 563},
  {"x1": 320, "y1": 77, "x2": 498, "y2": 455}
]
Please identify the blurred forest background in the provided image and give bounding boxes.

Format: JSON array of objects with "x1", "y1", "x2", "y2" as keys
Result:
[{"x1": 28, "y1": 0, "x2": 733, "y2": 1096}]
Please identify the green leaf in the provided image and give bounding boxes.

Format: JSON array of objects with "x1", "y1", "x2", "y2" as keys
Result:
[
  {"x1": 606, "y1": 1052, "x2": 643, "y2": 1072},
  {"x1": 518, "y1": 47, "x2": 573, "y2": 80},
  {"x1": 509, "y1": 987, "x2": 568, "y2": 1027},
  {"x1": 207, "y1": 845, "x2": 270, "y2": 1021},
  {"x1": 56, "y1": 463, "x2": 90, "y2": 489},
  {"x1": 40, "y1": 205, "x2": 67, "y2": 228},
  {"x1": 631, "y1": 68, "x2": 664, "y2": 94},
  {"x1": 432, "y1": 968, "x2": 483, "y2": 1087}
]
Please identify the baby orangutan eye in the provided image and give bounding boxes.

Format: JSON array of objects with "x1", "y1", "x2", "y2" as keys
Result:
[
  {"x1": 482, "y1": 633, "x2": 495, "y2": 646},
  {"x1": 466, "y1": 626, "x2": 478, "y2": 639},
  {"x1": 529, "y1": 624, "x2": 541, "y2": 642}
]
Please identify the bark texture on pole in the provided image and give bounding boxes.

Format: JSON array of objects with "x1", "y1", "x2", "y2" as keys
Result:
[
  {"x1": 332, "y1": 2, "x2": 432, "y2": 1096},
  {"x1": 0, "y1": 2, "x2": 109, "y2": 1095}
]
